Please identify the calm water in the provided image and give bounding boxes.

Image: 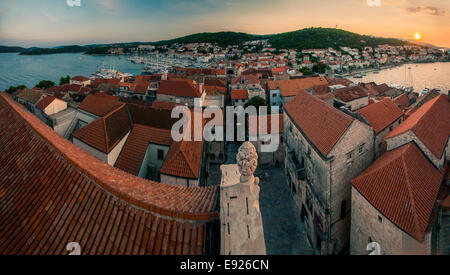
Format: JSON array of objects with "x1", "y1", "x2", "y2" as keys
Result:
[
  {"x1": 0, "y1": 52, "x2": 449, "y2": 94},
  {"x1": 0, "y1": 53, "x2": 144, "y2": 90},
  {"x1": 348, "y1": 62, "x2": 450, "y2": 94}
]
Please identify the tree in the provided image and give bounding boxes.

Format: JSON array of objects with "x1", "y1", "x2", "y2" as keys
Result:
[
  {"x1": 244, "y1": 96, "x2": 270, "y2": 114},
  {"x1": 299, "y1": 67, "x2": 314, "y2": 75},
  {"x1": 5, "y1": 85, "x2": 27, "y2": 94},
  {"x1": 36, "y1": 80, "x2": 55, "y2": 90},
  {"x1": 59, "y1": 75, "x2": 70, "y2": 85},
  {"x1": 313, "y1": 62, "x2": 328, "y2": 74}
]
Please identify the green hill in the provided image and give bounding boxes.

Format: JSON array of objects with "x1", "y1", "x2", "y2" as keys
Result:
[
  {"x1": 267, "y1": 28, "x2": 407, "y2": 50},
  {"x1": 154, "y1": 28, "x2": 409, "y2": 50},
  {"x1": 154, "y1": 31, "x2": 257, "y2": 47},
  {"x1": 0, "y1": 46, "x2": 27, "y2": 53}
]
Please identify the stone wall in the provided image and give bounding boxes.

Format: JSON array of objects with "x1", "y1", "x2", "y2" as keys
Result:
[{"x1": 351, "y1": 187, "x2": 431, "y2": 255}]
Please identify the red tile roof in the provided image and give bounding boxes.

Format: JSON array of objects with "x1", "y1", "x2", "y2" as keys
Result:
[
  {"x1": 115, "y1": 125, "x2": 173, "y2": 176},
  {"x1": 231, "y1": 89, "x2": 248, "y2": 100},
  {"x1": 160, "y1": 141, "x2": 203, "y2": 179},
  {"x1": 385, "y1": 95, "x2": 450, "y2": 159},
  {"x1": 158, "y1": 80, "x2": 202, "y2": 98},
  {"x1": 333, "y1": 86, "x2": 368, "y2": 102},
  {"x1": 352, "y1": 142, "x2": 443, "y2": 241},
  {"x1": 72, "y1": 105, "x2": 132, "y2": 153},
  {"x1": 71, "y1": 75, "x2": 90, "y2": 82},
  {"x1": 35, "y1": 95, "x2": 57, "y2": 111},
  {"x1": 284, "y1": 90, "x2": 353, "y2": 157},
  {"x1": 268, "y1": 77, "x2": 329, "y2": 97},
  {"x1": 78, "y1": 94, "x2": 124, "y2": 117},
  {"x1": 204, "y1": 85, "x2": 227, "y2": 96},
  {"x1": 0, "y1": 93, "x2": 218, "y2": 255},
  {"x1": 357, "y1": 98, "x2": 403, "y2": 134},
  {"x1": 393, "y1": 93, "x2": 410, "y2": 110}
]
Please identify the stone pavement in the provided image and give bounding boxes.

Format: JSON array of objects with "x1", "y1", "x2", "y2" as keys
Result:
[{"x1": 258, "y1": 166, "x2": 315, "y2": 255}]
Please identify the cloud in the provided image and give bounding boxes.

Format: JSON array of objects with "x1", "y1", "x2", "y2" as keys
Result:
[
  {"x1": 43, "y1": 11, "x2": 59, "y2": 23},
  {"x1": 406, "y1": 6, "x2": 447, "y2": 16}
]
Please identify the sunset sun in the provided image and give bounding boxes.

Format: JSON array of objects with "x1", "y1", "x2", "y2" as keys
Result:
[{"x1": 414, "y1": 32, "x2": 421, "y2": 40}]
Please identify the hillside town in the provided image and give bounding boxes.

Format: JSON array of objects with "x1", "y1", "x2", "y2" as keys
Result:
[
  {"x1": 1, "y1": 37, "x2": 449, "y2": 256},
  {"x1": 114, "y1": 40, "x2": 448, "y2": 78}
]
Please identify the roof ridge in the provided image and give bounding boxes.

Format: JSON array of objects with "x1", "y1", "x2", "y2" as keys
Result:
[
  {"x1": 400, "y1": 144, "x2": 422, "y2": 240},
  {"x1": 180, "y1": 141, "x2": 197, "y2": 177}
]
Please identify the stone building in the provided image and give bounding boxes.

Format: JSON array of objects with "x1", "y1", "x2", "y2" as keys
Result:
[
  {"x1": 357, "y1": 98, "x2": 404, "y2": 157},
  {"x1": 351, "y1": 94, "x2": 450, "y2": 255},
  {"x1": 283, "y1": 90, "x2": 374, "y2": 254},
  {"x1": 220, "y1": 142, "x2": 266, "y2": 255}
]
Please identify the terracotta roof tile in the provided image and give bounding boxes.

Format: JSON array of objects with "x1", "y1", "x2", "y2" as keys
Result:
[
  {"x1": 358, "y1": 98, "x2": 403, "y2": 134},
  {"x1": 115, "y1": 125, "x2": 173, "y2": 176},
  {"x1": 352, "y1": 142, "x2": 443, "y2": 241},
  {"x1": 393, "y1": 93, "x2": 410, "y2": 110},
  {"x1": 15, "y1": 89, "x2": 44, "y2": 104},
  {"x1": 0, "y1": 93, "x2": 217, "y2": 255},
  {"x1": 72, "y1": 105, "x2": 132, "y2": 153},
  {"x1": 385, "y1": 95, "x2": 450, "y2": 159},
  {"x1": 71, "y1": 76, "x2": 90, "y2": 82},
  {"x1": 231, "y1": 89, "x2": 248, "y2": 100},
  {"x1": 158, "y1": 80, "x2": 202, "y2": 98},
  {"x1": 269, "y1": 77, "x2": 329, "y2": 97},
  {"x1": 78, "y1": 94, "x2": 124, "y2": 117},
  {"x1": 333, "y1": 86, "x2": 368, "y2": 102},
  {"x1": 284, "y1": 90, "x2": 353, "y2": 157},
  {"x1": 160, "y1": 141, "x2": 203, "y2": 179},
  {"x1": 35, "y1": 95, "x2": 57, "y2": 111}
]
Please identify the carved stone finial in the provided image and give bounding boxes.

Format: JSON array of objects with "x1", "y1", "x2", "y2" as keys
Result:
[{"x1": 236, "y1": 142, "x2": 258, "y2": 183}]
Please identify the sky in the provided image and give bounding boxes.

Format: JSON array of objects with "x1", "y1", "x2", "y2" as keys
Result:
[{"x1": 0, "y1": 0, "x2": 449, "y2": 48}]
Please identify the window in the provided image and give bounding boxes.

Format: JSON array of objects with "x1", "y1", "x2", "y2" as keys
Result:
[
  {"x1": 358, "y1": 143, "x2": 365, "y2": 154},
  {"x1": 340, "y1": 200, "x2": 347, "y2": 220},
  {"x1": 157, "y1": 149, "x2": 165, "y2": 160},
  {"x1": 272, "y1": 93, "x2": 276, "y2": 98},
  {"x1": 389, "y1": 125, "x2": 394, "y2": 131},
  {"x1": 378, "y1": 216, "x2": 383, "y2": 223},
  {"x1": 347, "y1": 150, "x2": 354, "y2": 160}
]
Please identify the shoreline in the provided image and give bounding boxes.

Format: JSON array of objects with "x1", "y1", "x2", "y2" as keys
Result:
[{"x1": 340, "y1": 60, "x2": 450, "y2": 77}]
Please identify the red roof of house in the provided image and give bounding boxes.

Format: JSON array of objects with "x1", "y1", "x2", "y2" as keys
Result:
[
  {"x1": 333, "y1": 86, "x2": 368, "y2": 102},
  {"x1": 72, "y1": 105, "x2": 132, "y2": 153},
  {"x1": 35, "y1": 95, "x2": 57, "y2": 111},
  {"x1": 158, "y1": 80, "x2": 202, "y2": 98},
  {"x1": 358, "y1": 98, "x2": 403, "y2": 134},
  {"x1": 71, "y1": 75, "x2": 90, "y2": 82},
  {"x1": 115, "y1": 124, "x2": 173, "y2": 176},
  {"x1": 205, "y1": 85, "x2": 227, "y2": 96},
  {"x1": 231, "y1": 89, "x2": 248, "y2": 100},
  {"x1": 284, "y1": 90, "x2": 353, "y2": 157},
  {"x1": 248, "y1": 114, "x2": 284, "y2": 136},
  {"x1": 0, "y1": 93, "x2": 218, "y2": 255},
  {"x1": 151, "y1": 100, "x2": 184, "y2": 110},
  {"x1": 385, "y1": 94, "x2": 450, "y2": 159},
  {"x1": 393, "y1": 93, "x2": 411, "y2": 110},
  {"x1": 268, "y1": 77, "x2": 329, "y2": 98},
  {"x1": 352, "y1": 142, "x2": 443, "y2": 241},
  {"x1": 78, "y1": 94, "x2": 124, "y2": 117},
  {"x1": 160, "y1": 141, "x2": 203, "y2": 179}
]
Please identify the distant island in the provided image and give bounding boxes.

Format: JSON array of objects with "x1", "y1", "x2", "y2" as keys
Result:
[{"x1": 0, "y1": 27, "x2": 425, "y2": 56}]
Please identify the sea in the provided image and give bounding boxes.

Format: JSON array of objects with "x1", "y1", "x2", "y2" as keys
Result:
[{"x1": 0, "y1": 52, "x2": 449, "y2": 94}]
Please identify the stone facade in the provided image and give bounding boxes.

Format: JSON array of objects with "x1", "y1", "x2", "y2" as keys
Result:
[
  {"x1": 284, "y1": 113, "x2": 374, "y2": 254},
  {"x1": 374, "y1": 117, "x2": 403, "y2": 158},
  {"x1": 220, "y1": 142, "x2": 266, "y2": 255},
  {"x1": 351, "y1": 188, "x2": 433, "y2": 255},
  {"x1": 386, "y1": 130, "x2": 449, "y2": 169}
]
